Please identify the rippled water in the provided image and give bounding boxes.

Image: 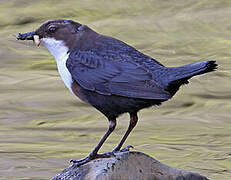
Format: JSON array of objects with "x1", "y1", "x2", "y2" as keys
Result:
[{"x1": 0, "y1": 0, "x2": 231, "y2": 179}]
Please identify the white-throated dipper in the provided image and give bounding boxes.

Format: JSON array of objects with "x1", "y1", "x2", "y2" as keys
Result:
[{"x1": 17, "y1": 19, "x2": 217, "y2": 166}]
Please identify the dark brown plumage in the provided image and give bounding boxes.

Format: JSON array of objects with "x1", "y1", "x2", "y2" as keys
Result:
[{"x1": 17, "y1": 19, "x2": 217, "y2": 166}]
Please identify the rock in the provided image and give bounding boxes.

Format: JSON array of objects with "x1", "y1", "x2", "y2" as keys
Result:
[{"x1": 52, "y1": 151, "x2": 209, "y2": 180}]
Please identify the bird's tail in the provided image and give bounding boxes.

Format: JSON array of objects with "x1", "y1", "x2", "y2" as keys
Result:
[{"x1": 165, "y1": 60, "x2": 217, "y2": 95}]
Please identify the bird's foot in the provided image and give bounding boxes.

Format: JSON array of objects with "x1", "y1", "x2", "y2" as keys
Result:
[
  {"x1": 70, "y1": 152, "x2": 116, "y2": 166},
  {"x1": 112, "y1": 145, "x2": 134, "y2": 153},
  {"x1": 70, "y1": 156, "x2": 92, "y2": 166},
  {"x1": 70, "y1": 146, "x2": 133, "y2": 167}
]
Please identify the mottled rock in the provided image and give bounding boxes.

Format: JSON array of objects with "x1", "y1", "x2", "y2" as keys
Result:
[{"x1": 52, "y1": 151, "x2": 209, "y2": 180}]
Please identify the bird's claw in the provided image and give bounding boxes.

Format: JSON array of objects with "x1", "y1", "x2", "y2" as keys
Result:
[
  {"x1": 70, "y1": 158, "x2": 84, "y2": 164},
  {"x1": 70, "y1": 156, "x2": 92, "y2": 166},
  {"x1": 120, "y1": 145, "x2": 134, "y2": 152},
  {"x1": 70, "y1": 146, "x2": 134, "y2": 166},
  {"x1": 70, "y1": 152, "x2": 116, "y2": 166},
  {"x1": 112, "y1": 145, "x2": 134, "y2": 153}
]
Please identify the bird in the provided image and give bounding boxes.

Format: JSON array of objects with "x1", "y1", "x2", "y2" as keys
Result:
[{"x1": 17, "y1": 19, "x2": 217, "y2": 166}]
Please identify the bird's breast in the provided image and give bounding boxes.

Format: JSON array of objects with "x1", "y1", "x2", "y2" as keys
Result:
[
  {"x1": 56, "y1": 53, "x2": 73, "y2": 93},
  {"x1": 41, "y1": 38, "x2": 74, "y2": 93}
]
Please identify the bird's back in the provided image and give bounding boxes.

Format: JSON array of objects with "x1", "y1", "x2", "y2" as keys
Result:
[
  {"x1": 92, "y1": 34, "x2": 217, "y2": 95},
  {"x1": 69, "y1": 28, "x2": 217, "y2": 101}
]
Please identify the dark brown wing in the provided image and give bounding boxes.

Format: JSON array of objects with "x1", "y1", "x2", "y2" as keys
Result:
[{"x1": 67, "y1": 50, "x2": 171, "y2": 100}]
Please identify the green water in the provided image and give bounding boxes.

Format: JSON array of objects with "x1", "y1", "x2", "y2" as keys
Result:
[{"x1": 0, "y1": 0, "x2": 230, "y2": 179}]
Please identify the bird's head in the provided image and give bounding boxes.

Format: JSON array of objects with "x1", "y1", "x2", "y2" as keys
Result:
[{"x1": 17, "y1": 19, "x2": 94, "y2": 58}]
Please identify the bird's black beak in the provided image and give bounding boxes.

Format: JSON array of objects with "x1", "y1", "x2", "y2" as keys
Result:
[
  {"x1": 17, "y1": 31, "x2": 35, "y2": 40},
  {"x1": 17, "y1": 31, "x2": 40, "y2": 47}
]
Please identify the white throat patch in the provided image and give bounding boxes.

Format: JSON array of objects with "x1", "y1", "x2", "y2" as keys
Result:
[{"x1": 41, "y1": 38, "x2": 73, "y2": 93}]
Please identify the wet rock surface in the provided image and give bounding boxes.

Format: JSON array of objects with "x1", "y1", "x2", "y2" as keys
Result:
[{"x1": 52, "y1": 151, "x2": 209, "y2": 180}]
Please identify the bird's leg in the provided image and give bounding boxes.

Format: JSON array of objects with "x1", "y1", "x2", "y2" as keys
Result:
[
  {"x1": 71, "y1": 119, "x2": 116, "y2": 166},
  {"x1": 112, "y1": 113, "x2": 138, "y2": 153}
]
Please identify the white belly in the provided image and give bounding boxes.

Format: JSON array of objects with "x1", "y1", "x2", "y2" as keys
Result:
[{"x1": 41, "y1": 38, "x2": 73, "y2": 93}]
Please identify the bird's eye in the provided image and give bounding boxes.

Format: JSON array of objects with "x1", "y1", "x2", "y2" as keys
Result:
[{"x1": 48, "y1": 26, "x2": 56, "y2": 32}]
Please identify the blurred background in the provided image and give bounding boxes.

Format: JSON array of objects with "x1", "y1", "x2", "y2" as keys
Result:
[{"x1": 0, "y1": 0, "x2": 230, "y2": 179}]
